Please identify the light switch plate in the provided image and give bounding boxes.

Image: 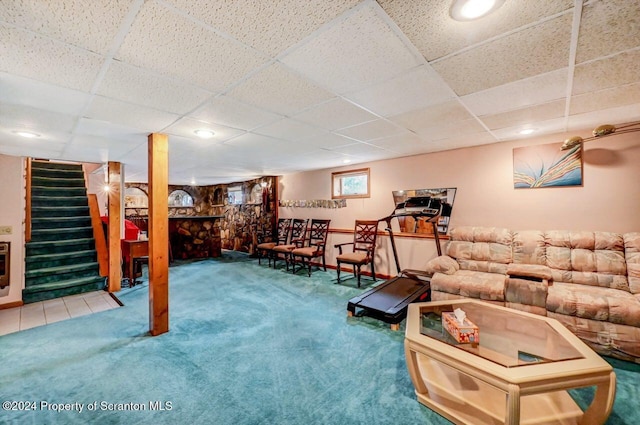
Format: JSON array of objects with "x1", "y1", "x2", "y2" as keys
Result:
[{"x1": 0, "y1": 226, "x2": 13, "y2": 235}]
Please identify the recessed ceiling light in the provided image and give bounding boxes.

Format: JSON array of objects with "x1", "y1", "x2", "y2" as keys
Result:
[
  {"x1": 450, "y1": 0, "x2": 505, "y2": 21},
  {"x1": 519, "y1": 128, "x2": 536, "y2": 135},
  {"x1": 13, "y1": 130, "x2": 40, "y2": 138},
  {"x1": 194, "y1": 129, "x2": 215, "y2": 139},
  {"x1": 342, "y1": 159, "x2": 352, "y2": 164}
]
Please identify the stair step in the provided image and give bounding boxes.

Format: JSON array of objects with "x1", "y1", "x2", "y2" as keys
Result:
[
  {"x1": 31, "y1": 216, "x2": 92, "y2": 230},
  {"x1": 22, "y1": 276, "x2": 106, "y2": 304},
  {"x1": 25, "y1": 262, "x2": 100, "y2": 286},
  {"x1": 31, "y1": 167, "x2": 84, "y2": 180},
  {"x1": 26, "y1": 250, "x2": 97, "y2": 270},
  {"x1": 26, "y1": 261, "x2": 99, "y2": 278},
  {"x1": 30, "y1": 226, "x2": 94, "y2": 242},
  {"x1": 31, "y1": 161, "x2": 83, "y2": 171},
  {"x1": 31, "y1": 175, "x2": 86, "y2": 188},
  {"x1": 32, "y1": 195, "x2": 88, "y2": 207},
  {"x1": 32, "y1": 186, "x2": 87, "y2": 197},
  {"x1": 31, "y1": 205, "x2": 91, "y2": 218},
  {"x1": 27, "y1": 238, "x2": 96, "y2": 256}
]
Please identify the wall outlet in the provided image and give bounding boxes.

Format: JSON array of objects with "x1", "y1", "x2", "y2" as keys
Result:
[{"x1": 0, "y1": 226, "x2": 12, "y2": 235}]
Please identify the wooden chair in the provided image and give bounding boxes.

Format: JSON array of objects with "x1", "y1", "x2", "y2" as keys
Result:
[
  {"x1": 291, "y1": 219, "x2": 331, "y2": 276},
  {"x1": 272, "y1": 218, "x2": 308, "y2": 269},
  {"x1": 256, "y1": 218, "x2": 291, "y2": 266},
  {"x1": 335, "y1": 220, "x2": 379, "y2": 287}
]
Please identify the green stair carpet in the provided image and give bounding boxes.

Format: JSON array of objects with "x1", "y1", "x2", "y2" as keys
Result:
[
  {"x1": 23, "y1": 161, "x2": 104, "y2": 303},
  {"x1": 1, "y1": 252, "x2": 638, "y2": 424}
]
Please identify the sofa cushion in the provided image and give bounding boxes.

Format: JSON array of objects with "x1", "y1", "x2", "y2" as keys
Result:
[
  {"x1": 424, "y1": 255, "x2": 459, "y2": 275},
  {"x1": 512, "y1": 230, "x2": 546, "y2": 265},
  {"x1": 625, "y1": 232, "x2": 640, "y2": 295},
  {"x1": 445, "y1": 226, "x2": 512, "y2": 274},
  {"x1": 547, "y1": 282, "x2": 640, "y2": 327},
  {"x1": 432, "y1": 269, "x2": 505, "y2": 302}
]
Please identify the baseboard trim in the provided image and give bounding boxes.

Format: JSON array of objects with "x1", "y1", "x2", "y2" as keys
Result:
[{"x1": 0, "y1": 300, "x2": 24, "y2": 310}]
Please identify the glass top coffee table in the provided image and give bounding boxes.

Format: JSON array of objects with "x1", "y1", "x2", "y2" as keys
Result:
[{"x1": 405, "y1": 300, "x2": 616, "y2": 425}]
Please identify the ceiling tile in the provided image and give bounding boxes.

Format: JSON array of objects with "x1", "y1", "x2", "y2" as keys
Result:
[
  {"x1": 292, "y1": 98, "x2": 377, "y2": 131},
  {"x1": 0, "y1": 126, "x2": 70, "y2": 149},
  {"x1": 163, "y1": 117, "x2": 245, "y2": 142},
  {"x1": 576, "y1": 0, "x2": 640, "y2": 64},
  {"x1": 190, "y1": 95, "x2": 282, "y2": 131},
  {"x1": 390, "y1": 100, "x2": 475, "y2": 135},
  {"x1": 85, "y1": 96, "x2": 180, "y2": 132},
  {"x1": 281, "y1": 3, "x2": 422, "y2": 94},
  {"x1": 491, "y1": 117, "x2": 566, "y2": 141},
  {"x1": 0, "y1": 104, "x2": 76, "y2": 133},
  {"x1": 344, "y1": 65, "x2": 455, "y2": 118},
  {"x1": 327, "y1": 142, "x2": 391, "y2": 161},
  {"x1": 570, "y1": 83, "x2": 640, "y2": 116},
  {"x1": 300, "y1": 132, "x2": 359, "y2": 149},
  {"x1": 164, "y1": 0, "x2": 360, "y2": 57},
  {"x1": 253, "y1": 118, "x2": 324, "y2": 142},
  {"x1": 480, "y1": 100, "x2": 566, "y2": 131},
  {"x1": 224, "y1": 132, "x2": 313, "y2": 158},
  {"x1": 0, "y1": 72, "x2": 90, "y2": 115},
  {"x1": 417, "y1": 118, "x2": 490, "y2": 142},
  {"x1": 64, "y1": 135, "x2": 138, "y2": 164},
  {"x1": 226, "y1": 62, "x2": 334, "y2": 116},
  {"x1": 336, "y1": 119, "x2": 406, "y2": 142},
  {"x1": 75, "y1": 118, "x2": 149, "y2": 144},
  {"x1": 368, "y1": 132, "x2": 430, "y2": 155},
  {"x1": 0, "y1": 0, "x2": 133, "y2": 55},
  {"x1": 460, "y1": 68, "x2": 568, "y2": 116},
  {"x1": 0, "y1": 24, "x2": 103, "y2": 92},
  {"x1": 378, "y1": 0, "x2": 573, "y2": 61},
  {"x1": 567, "y1": 103, "x2": 640, "y2": 132},
  {"x1": 115, "y1": 0, "x2": 268, "y2": 92},
  {"x1": 432, "y1": 13, "x2": 573, "y2": 96},
  {"x1": 572, "y1": 50, "x2": 640, "y2": 95},
  {"x1": 96, "y1": 61, "x2": 212, "y2": 115}
]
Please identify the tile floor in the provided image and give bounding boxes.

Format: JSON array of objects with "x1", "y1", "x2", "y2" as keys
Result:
[{"x1": 0, "y1": 291, "x2": 121, "y2": 336}]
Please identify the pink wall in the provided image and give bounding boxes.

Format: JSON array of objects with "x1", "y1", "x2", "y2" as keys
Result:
[
  {"x1": 279, "y1": 130, "x2": 640, "y2": 276},
  {"x1": 0, "y1": 155, "x2": 24, "y2": 305}
]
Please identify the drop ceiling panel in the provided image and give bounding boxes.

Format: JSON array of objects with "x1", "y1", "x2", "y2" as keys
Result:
[
  {"x1": 368, "y1": 132, "x2": 429, "y2": 155},
  {"x1": 301, "y1": 132, "x2": 359, "y2": 149},
  {"x1": 432, "y1": 13, "x2": 573, "y2": 96},
  {"x1": 379, "y1": 0, "x2": 573, "y2": 61},
  {"x1": 65, "y1": 135, "x2": 136, "y2": 163},
  {"x1": 480, "y1": 100, "x2": 566, "y2": 131},
  {"x1": 336, "y1": 119, "x2": 406, "y2": 142},
  {"x1": 226, "y1": 62, "x2": 334, "y2": 116},
  {"x1": 0, "y1": 72, "x2": 90, "y2": 116},
  {"x1": 115, "y1": 1, "x2": 267, "y2": 93},
  {"x1": 224, "y1": 132, "x2": 313, "y2": 158},
  {"x1": 328, "y1": 142, "x2": 391, "y2": 161},
  {"x1": 418, "y1": 119, "x2": 491, "y2": 142},
  {"x1": 0, "y1": 0, "x2": 133, "y2": 55},
  {"x1": 492, "y1": 117, "x2": 566, "y2": 141},
  {"x1": 253, "y1": 118, "x2": 325, "y2": 142},
  {"x1": 164, "y1": 0, "x2": 360, "y2": 57},
  {"x1": 97, "y1": 61, "x2": 212, "y2": 115},
  {"x1": 572, "y1": 50, "x2": 640, "y2": 95},
  {"x1": 75, "y1": 118, "x2": 150, "y2": 145},
  {"x1": 0, "y1": 104, "x2": 76, "y2": 133},
  {"x1": 570, "y1": 83, "x2": 640, "y2": 116},
  {"x1": 575, "y1": 0, "x2": 640, "y2": 63},
  {"x1": 281, "y1": 3, "x2": 422, "y2": 94},
  {"x1": 390, "y1": 100, "x2": 476, "y2": 136},
  {"x1": 460, "y1": 69, "x2": 568, "y2": 116},
  {"x1": 163, "y1": 117, "x2": 245, "y2": 142},
  {"x1": 86, "y1": 96, "x2": 180, "y2": 132},
  {"x1": 567, "y1": 103, "x2": 640, "y2": 132},
  {"x1": 344, "y1": 65, "x2": 455, "y2": 118},
  {"x1": 292, "y1": 98, "x2": 377, "y2": 131},
  {"x1": 190, "y1": 95, "x2": 283, "y2": 131},
  {"x1": 0, "y1": 24, "x2": 103, "y2": 91}
]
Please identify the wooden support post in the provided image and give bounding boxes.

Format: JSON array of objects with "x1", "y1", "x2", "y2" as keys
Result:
[
  {"x1": 148, "y1": 133, "x2": 169, "y2": 336},
  {"x1": 107, "y1": 162, "x2": 122, "y2": 292}
]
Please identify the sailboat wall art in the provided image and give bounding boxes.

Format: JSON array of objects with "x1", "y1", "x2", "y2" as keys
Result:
[{"x1": 513, "y1": 142, "x2": 583, "y2": 189}]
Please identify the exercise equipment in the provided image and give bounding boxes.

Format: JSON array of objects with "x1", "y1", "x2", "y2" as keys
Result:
[{"x1": 346, "y1": 197, "x2": 443, "y2": 330}]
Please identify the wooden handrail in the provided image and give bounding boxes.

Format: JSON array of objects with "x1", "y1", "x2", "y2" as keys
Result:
[
  {"x1": 88, "y1": 194, "x2": 109, "y2": 277},
  {"x1": 25, "y1": 158, "x2": 32, "y2": 242}
]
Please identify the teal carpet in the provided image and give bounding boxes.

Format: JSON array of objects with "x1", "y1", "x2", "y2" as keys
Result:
[{"x1": 1, "y1": 251, "x2": 638, "y2": 424}]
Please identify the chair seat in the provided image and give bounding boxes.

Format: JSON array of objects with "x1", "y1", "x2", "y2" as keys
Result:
[
  {"x1": 273, "y1": 244, "x2": 296, "y2": 253},
  {"x1": 292, "y1": 246, "x2": 320, "y2": 257},
  {"x1": 257, "y1": 242, "x2": 277, "y2": 250},
  {"x1": 337, "y1": 251, "x2": 368, "y2": 264}
]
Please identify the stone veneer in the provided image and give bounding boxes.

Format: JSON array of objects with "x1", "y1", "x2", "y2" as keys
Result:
[{"x1": 125, "y1": 176, "x2": 277, "y2": 256}]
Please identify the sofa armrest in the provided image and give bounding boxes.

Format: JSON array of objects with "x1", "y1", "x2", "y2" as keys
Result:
[
  {"x1": 424, "y1": 255, "x2": 459, "y2": 275},
  {"x1": 506, "y1": 263, "x2": 552, "y2": 283}
]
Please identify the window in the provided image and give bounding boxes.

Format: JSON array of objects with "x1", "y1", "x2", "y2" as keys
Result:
[
  {"x1": 168, "y1": 190, "x2": 194, "y2": 207},
  {"x1": 228, "y1": 186, "x2": 243, "y2": 205},
  {"x1": 332, "y1": 168, "x2": 370, "y2": 199}
]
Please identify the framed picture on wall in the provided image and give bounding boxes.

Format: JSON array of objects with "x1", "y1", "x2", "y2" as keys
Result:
[{"x1": 513, "y1": 142, "x2": 583, "y2": 188}]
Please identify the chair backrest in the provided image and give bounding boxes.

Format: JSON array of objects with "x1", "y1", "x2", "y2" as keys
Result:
[
  {"x1": 276, "y1": 218, "x2": 292, "y2": 245},
  {"x1": 352, "y1": 220, "x2": 379, "y2": 255},
  {"x1": 305, "y1": 219, "x2": 331, "y2": 250},
  {"x1": 290, "y1": 218, "x2": 309, "y2": 245}
]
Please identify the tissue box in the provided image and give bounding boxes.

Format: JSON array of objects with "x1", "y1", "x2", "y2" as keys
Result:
[{"x1": 442, "y1": 312, "x2": 479, "y2": 344}]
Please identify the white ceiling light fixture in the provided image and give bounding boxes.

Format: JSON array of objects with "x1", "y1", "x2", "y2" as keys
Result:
[
  {"x1": 519, "y1": 128, "x2": 536, "y2": 135},
  {"x1": 194, "y1": 129, "x2": 215, "y2": 139},
  {"x1": 13, "y1": 130, "x2": 41, "y2": 138},
  {"x1": 450, "y1": 0, "x2": 505, "y2": 21}
]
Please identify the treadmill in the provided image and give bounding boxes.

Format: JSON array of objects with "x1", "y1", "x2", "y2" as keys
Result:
[{"x1": 347, "y1": 196, "x2": 443, "y2": 330}]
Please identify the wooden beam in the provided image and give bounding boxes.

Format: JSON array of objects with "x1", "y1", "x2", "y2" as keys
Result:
[
  {"x1": 108, "y1": 162, "x2": 122, "y2": 292},
  {"x1": 88, "y1": 194, "x2": 109, "y2": 277},
  {"x1": 148, "y1": 133, "x2": 169, "y2": 336}
]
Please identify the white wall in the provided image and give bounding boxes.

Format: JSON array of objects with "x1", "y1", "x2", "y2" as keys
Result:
[
  {"x1": 279, "y1": 129, "x2": 640, "y2": 277},
  {"x1": 0, "y1": 155, "x2": 24, "y2": 305}
]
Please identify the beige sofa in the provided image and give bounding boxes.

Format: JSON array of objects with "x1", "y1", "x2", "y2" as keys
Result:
[{"x1": 426, "y1": 226, "x2": 640, "y2": 363}]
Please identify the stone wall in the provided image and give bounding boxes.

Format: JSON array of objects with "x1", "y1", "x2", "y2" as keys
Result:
[{"x1": 125, "y1": 176, "x2": 277, "y2": 256}]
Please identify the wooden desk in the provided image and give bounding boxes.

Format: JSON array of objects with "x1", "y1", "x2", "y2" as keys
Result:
[{"x1": 121, "y1": 239, "x2": 148, "y2": 285}]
